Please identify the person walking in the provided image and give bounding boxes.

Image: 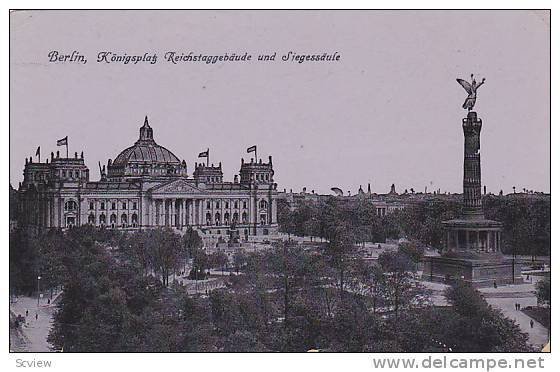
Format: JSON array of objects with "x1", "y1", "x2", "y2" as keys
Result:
[
  {"x1": 25, "y1": 309, "x2": 29, "y2": 317},
  {"x1": 35, "y1": 312, "x2": 38, "y2": 321},
  {"x1": 530, "y1": 320, "x2": 534, "y2": 329}
]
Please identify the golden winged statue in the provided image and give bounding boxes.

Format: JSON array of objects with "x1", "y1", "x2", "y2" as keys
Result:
[{"x1": 456, "y1": 74, "x2": 486, "y2": 111}]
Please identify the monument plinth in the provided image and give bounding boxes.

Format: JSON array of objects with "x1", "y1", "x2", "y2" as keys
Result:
[{"x1": 423, "y1": 77, "x2": 522, "y2": 286}]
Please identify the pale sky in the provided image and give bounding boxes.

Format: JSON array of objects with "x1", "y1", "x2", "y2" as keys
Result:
[{"x1": 10, "y1": 10, "x2": 550, "y2": 194}]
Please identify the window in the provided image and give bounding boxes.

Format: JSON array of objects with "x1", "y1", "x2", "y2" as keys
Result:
[
  {"x1": 242, "y1": 212, "x2": 247, "y2": 224},
  {"x1": 110, "y1": 214, "x2": 117, "y2": 224},
  {"x1": 99, "y1": 214, "x2": 106, "y2": 225},
  {"x1": 75, "y1": 171, "x2": 79, "y2": 178},
  {"x1": 100, "y1": 202, "x2": 105, "y2": 210},
  {"x1": 234, "y1": 201, "x2": 238, "y2": 209},
  {"x1": 64, "y1": 200, "x2": 77, "y2": 211},
  {"x1": 62, "y1": 170, "x2": 67, "y2": 178},
  {"x1": 215, "y1": 212, "x2": 221, "y2": 225},
  {"x1": 121, "y1": 214, "x2": 128, "y2": 225},
  {"x1": 243, "y1": 201, "x2": 247, "y2": 209},
  {"x1": 206, "y1": 201, "x2": 211, "y2": 209},
  {"x1": 122, "y1": 202, "x2": 127, "y2": 209},
  {"x1": 259, "y1": 200, "x2": 268, "y2": 209},
  {"x1": 111, "y1": 202, "x2": 116, "y2": 210},
  {"x1": 131, "y1": 213, "x2": 138, "y2": 225},
  {"x1": 206, "y1": 212, "x2": 212, "y2": 225},
  {"x1": 260, "y1": 214, "x2": 267, "y2": 225},
  {"x1": 88, "y1": 214, "x2": 95, "y2": 224},
  {"x1": 89, "y1": 202, "x2": 94, "y2": 210},
  {"x1": 215, "y1": 201, "x2": 220, "y2": 209},
  {"x1": 132, "y1": 202, "x2": 137, "y2": 210},
  {"x1": 225, "y1": 202, "x2": 229, "y2": 209}
]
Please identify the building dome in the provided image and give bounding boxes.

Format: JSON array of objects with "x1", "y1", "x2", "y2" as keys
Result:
[
  {"x1": 107, "y1": 116, "x2": 186, "y2": 181},
  {"x1": 113, "y1": 116, "x2": 181, "y2": 166}
]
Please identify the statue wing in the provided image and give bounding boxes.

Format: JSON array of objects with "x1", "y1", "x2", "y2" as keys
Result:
[{"x1": 456, "y1": 79, "x2": 473, "y2": 94}]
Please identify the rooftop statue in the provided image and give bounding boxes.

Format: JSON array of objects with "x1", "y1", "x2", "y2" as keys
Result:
[{"x1": 456, "y1": 74, "x2": 486, "y2": 111}]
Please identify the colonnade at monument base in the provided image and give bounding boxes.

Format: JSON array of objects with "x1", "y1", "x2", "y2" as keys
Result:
[{"x1": 422, "y1": 255, "x2": 524, "y2": 288}]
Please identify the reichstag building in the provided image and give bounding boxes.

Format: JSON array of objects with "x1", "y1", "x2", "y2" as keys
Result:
[{"x1": 17, "y1": 117, "x2": 279, "y2": 238}]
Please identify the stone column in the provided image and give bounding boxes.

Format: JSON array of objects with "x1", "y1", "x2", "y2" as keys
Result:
[
  {"x1": 180, "y1": 199, "x2": 184, "y2": 227},
  {"x1": 172, "y1": 198, "x2": 177, "y2": 227},
  {"x1": 476, "y1": 230, "x2": 480, "y2": 251}
]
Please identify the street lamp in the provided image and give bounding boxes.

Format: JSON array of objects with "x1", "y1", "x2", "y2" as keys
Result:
[{"x1": 37, "y1": 275, "x2": 42, "y2": 306}]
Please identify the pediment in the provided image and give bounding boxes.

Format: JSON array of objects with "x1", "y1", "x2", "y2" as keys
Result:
[{"x1": 150, "y1": 179, "x2": 202, "y2": 195}]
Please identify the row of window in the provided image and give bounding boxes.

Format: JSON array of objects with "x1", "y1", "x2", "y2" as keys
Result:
[
  {"x1": 203, "y1": 176, "x2": 222, "y2": 183},
  {"x1": 253, "y1": 173, "x2": 271, "y2": 182},
  {"x1": 59, "y1": 169, "x2": 84, "y2": 179},
  {"x1": 87, "y1": 212, "x2": 139, "y2": 225},
  {"x1": 206, "y1": 200, "x2": 247, "y2": 210},
  {"x1": 64, "y1": 200, "x2": 139, "y2": 212},
  {"x1": 89, "y1": 201, "x2": 138, "y2": 211},
  {"x1": 203, "y1": 212, "x2": 269, "y2": 226},
  {"x1": 204, "y1": 200, "x2": 269, "y2": 210}
]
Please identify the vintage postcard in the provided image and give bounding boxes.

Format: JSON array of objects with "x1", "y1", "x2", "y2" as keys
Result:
[{"x1": 7, "y1": 8, "x2": 551, "y2": 368}]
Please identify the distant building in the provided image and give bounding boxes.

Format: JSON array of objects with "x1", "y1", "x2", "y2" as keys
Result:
[{"x1": 16, "y1": 116, "x2": 279, "y2": 238}]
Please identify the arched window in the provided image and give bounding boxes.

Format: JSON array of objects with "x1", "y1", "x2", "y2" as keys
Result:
[
  {"x1": 88, "y1": 214, "x2": 95, "y2": 224},
  {"x1": 100, "y1": 202, "x2": 105, "y2": 210},
  {"x1": 233, "y1": 212, "x2": 239, "y2": 223},
  {"x1": 121, "y1": 214, "x2": 128, "y2": 225},
  {"x1": 64, "y1": 200, "x2": 77, "y2": 211},
  {"x1": 206, "y1": 212, "x2": 212, "y2": 225},
  {"x1": 242, "y1": 212, "x2": 247, "y2": 224},
  {"x1": 131, "y1": 213, "x2": 138, "y2": 225},
  {"x1": 260, "y1": 213, "x2": 267, "y2": 225},
  {"x1": 99, "y1": 214, "x2": 106, "y2": 225},
  {"x1": 215, "y1": 212, "x2": 221, "y2": 226},
  {"x1": 224, "y1": 212, "x2": 230, "y2": 225},
  {"x1": 110, "y1": 214, "x2": 117, "y2": 224}
]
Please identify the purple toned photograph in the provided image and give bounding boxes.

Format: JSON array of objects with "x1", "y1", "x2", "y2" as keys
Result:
[{"x1": 9, "y1": 10, "x2": 550, "y2": 354}]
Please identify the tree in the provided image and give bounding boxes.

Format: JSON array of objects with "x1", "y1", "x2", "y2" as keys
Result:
[
  {"x1": 536, "y1": 276, "x2": 551, "y2": 306},
  {"x1": 145, "y1": 228, "x2": 183, "y2": 286},
  {"x1": 378, "y1": 250, "x2": 427, "y2": 321},
  {"x1": 444, "y1": 282, "x2": 533, "y2": 352}
]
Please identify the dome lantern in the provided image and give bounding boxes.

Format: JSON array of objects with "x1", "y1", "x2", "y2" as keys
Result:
[{"x1": 139, "y1": 115, "x2": 154, "y2": 142}]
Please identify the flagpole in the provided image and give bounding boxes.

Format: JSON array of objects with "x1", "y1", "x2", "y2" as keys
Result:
[
  {"x1": 65, "y1": 141, "x2": 69, "y2": 158},
  {"x1": 207, "y1": 148, "x2": 209, "y2": 167}
]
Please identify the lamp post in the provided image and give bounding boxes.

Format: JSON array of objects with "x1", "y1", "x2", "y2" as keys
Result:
[{"x1": 37, "y1": 275, "x2": 42, "y2": 307}]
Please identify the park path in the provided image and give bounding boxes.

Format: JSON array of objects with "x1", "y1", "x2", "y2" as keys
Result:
[
  {"x1": 421, "y1": 278, "x2": 549, "y2": 350},
  {"x1": 484, "y1": 295, "x2": 549, "y2": 350},
  {"x1": 10, "y1": 294, "x2": 59, "y2": 352}
]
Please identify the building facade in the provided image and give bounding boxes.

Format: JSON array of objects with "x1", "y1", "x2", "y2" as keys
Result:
[{"x1": 17, "y1": 117, "x2": 279, "y2": 239}]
